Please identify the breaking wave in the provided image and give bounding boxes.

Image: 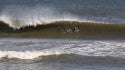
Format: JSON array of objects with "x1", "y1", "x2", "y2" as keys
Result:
[
  {"x1": 0, "y1": 20, "x2": 125, "y2": 39},
  {"x1": 1, "y1": 53, "x2": 125, "y2": 64},
  {"x1": 0, "y1": 39, "x2": 125, "y2": 60},
  {"x1": 0, "y1": 5, "x2": 125, "y2": 29},
  {"x1": 0, "y1": 38, "x2": 125, "y2": 64},
  {"x1": 0, "y1": 5, "x2": 103, "y2": 29}
]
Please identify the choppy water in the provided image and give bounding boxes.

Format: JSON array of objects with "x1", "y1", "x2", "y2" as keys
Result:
[{"x1": 0, "y1": 38, "x2": 125, "y2": 70}]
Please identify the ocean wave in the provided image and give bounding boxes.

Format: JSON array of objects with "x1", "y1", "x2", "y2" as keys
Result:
[
  {"x1": 0, "y1": 5, "x2": 83, "y2": 28},
  {"x1": 0, "y1": 40, "x2": 125, "y2": 60},
  {"x1": 1, "y1": 53, "x2": 125, "y2": 64},
  {"x1": 0, "y1": 50, "x2": 64, "y2": 59},
  {"x1": 0, "y1": 5, "x2": 108, "y2": 29},
  {"x1": 0, "y1": 6, "x2": 125, "y2": 39},
  {"x1": 0, "y1": 15, "x2": 83, "y2": 29},
  {"x1": 0, "y1": 39, "x2": 125, "y2": 64},
  {"x1": 0, "y1": 5, "x2": 125, "y2": 29},
  {"x1": 0, "y1": 20, "x2": 125, "y2": 39}
]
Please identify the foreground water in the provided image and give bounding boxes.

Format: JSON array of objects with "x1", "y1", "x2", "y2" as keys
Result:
[{"x1": 0, "y1": 38, "x2": 125, "y2": 70}]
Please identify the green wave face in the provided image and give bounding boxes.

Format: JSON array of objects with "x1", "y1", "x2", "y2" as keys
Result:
[{"x1": 0, "y1": 21, "x2": 125, "y2": 39}]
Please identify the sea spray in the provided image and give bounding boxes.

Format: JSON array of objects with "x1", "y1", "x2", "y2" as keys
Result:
[{"x1": 0, "y1": 5, "x2": 84, "y2": 28}]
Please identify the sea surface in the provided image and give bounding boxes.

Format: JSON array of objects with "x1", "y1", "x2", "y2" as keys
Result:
[
  {"x1": 0, "y1": 38, "x2": 125, "y2": 70},
  {"x1": 0, "y1": 0, "x2": 125, "y2": 28},
  {"x1": 0, "y1": 0, "x2": 125, "y2": 70}
]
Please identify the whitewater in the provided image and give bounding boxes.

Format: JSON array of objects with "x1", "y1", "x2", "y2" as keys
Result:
[
  {"x1": 0, "y1": 38, "x2": 125, "y2": 70},
  {"x1": 0, "y1": 38, "x2": 125, "y2": 60},
  {"x1": 0, "y1": 6, "x2": 83, "y2": 28},
  {"x1": 0, "y1": 5, "x2": 125, "y2": 29}
]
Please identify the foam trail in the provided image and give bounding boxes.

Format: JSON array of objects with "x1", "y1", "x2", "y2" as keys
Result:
[
  {"x1": 0, "y1": 39, "x2": 125, "y2": 59},
  {"x1": 0, "y1": 51, "x2": 66, "y2": 59},
  {"x1": 0, "y1": 5, "x2": 93, "y2": 29}
]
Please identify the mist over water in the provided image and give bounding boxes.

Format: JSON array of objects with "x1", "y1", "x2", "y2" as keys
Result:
[
  {"x1": 0, "y1": 5, "x2": 82, "y2": 28},
  {"x1": 0, "y1": 0, "x2": 125, "y2": 28}
]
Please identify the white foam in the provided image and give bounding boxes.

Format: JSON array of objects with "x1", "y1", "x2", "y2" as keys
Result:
[
  {"x1": 0, "y1": 51, "x2": 65, "y2": 59},
  {"x1": 0, "y1": 39, "x2": 125, "y2": 59},
  {"x1": 0, "y1": 5, "x2": 95, "y2": 28}
]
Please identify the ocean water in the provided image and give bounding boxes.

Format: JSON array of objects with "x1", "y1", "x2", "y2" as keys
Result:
[
  {"x1": 0, "y1": 0, "x2": 125, "y2": 28},
  {"x1": 0, "y1": 0, "x2": 125, "y2": 70},
  {"x1": 0, "y1": 38, "x2": 125, "y2": 70}
]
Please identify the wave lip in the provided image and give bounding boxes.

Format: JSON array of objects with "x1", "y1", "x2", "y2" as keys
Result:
[
  {"x1": 0, "y1": 6, "x2": 80, "y2": 28},
  {"x1": 0, "y1": 5, "x2": 101, "y2": 29},
  {"x1": 0, "y1": 20, "x2": 125, "y2": 39},
  {"x1": 1, "y1": 5, "x2": 125, "y2": 29},
  {"x1": 0, "y1": 16, "x2": 83, "y2": 29}
]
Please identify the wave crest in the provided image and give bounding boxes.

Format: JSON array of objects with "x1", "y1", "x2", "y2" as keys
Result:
[
  {"x1": 0, "y1": 6, "x2": 79, "y2": 28},
  {"x1": 0, "y1": 39, "x2": 125, "y2": 64},
  {"x1": 0, "y1": 51, "x2": 65, "y2": 59},
  {"x1": 0, "y1": 5, "x2": 97, "y2": 28},
  {"x1": 1, "y1": 52, "x2": 125, "y2": 64}
]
